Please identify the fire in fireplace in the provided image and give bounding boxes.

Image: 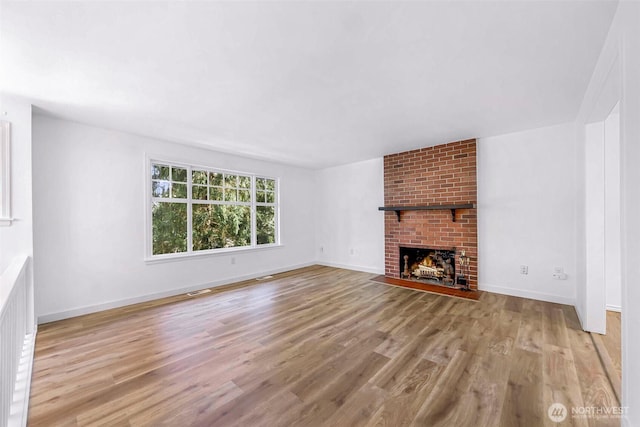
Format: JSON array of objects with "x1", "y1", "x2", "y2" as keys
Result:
[{"x1": 399, "y1": 246, "x2": 456, "y2": 287}]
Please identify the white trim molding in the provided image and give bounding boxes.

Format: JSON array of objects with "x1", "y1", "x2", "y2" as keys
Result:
[
  {"x1": 316, "y1": 261, "x2": 384, "y2": 275},
  {"x1": 479, "y1": 282, "x2": 576, "y2": 306},
  {"x1": 0, "y1": 121, "x2": 11, "y2": 226},
  {"x1": 606, "y1": 304, "x2": 622, "y2": 313},
  {"x1": 37, "y1": 262, "x2": 315, "y2": 324}
]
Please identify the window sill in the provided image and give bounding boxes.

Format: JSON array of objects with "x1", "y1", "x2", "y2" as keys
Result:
[
  {"x1": 0, "y1": 218, "x2": 13, "y2": 226},
  {"x1": 144, "y1": 243, "x2": 284, "y2": 264}
]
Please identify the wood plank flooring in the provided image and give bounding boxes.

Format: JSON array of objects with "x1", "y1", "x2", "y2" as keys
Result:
[
  {"x1": 28, "y1": 266, "x2": 619, "y2": 426},
  {"x1": 603, "y1": 311, "x2": 622, "y2": 380},
  {"x1": 591, "y1": 311, "x2": 622, "y2": 403}
]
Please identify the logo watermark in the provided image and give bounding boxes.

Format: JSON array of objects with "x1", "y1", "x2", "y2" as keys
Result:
[
  {"x1": 547, "y1": 403, "x2": 627, "y2": 423},
  {"x1": 548, "y1": 403, "x2": 567, "y2": 422}
]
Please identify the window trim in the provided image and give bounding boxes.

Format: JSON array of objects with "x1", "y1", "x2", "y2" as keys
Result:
[
  {"x1": 0, "y1": 121, "x2": 11, "y2": 226},
  {"x1": 144, "y1": 155, "x2": 281, "y2": 262}
]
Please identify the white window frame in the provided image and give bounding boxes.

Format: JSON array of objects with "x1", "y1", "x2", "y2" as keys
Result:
[
  {"x1": 145, "y1": 156, "x2": 280, "y2": 262},
  {"x1": 0, "y1": 121, "x2": 11, "y2": 226}
]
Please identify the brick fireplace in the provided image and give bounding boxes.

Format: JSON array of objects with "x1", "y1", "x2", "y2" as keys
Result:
[{"x1": 383, "y1": 139, "x2": 478, "y2": 290}]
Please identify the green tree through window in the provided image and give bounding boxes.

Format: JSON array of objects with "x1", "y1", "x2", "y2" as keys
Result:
[{"x1": 150, "y1": 162, "x2": 278, "y2": 256}]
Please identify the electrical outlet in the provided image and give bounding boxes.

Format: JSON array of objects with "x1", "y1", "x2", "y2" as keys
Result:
[
  {"x1": 553, "y1": 267, "x2": 567, "y2": 280},
  {"x1": 231, "y1": 257, "x2": 236, "y2": 265},
  {"x1": 320, "y1": 246, "x2": 324, "y2": 253},
  {"x1": 350, "y1": 248, "x2": 355, "y2": 255},
  {"x1": 520, "y1": 265, "x2": 528, "y2": 275}
]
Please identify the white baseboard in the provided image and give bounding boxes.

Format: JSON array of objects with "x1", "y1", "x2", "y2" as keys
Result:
[
  {"x1": 606, "y1": 304, "x2": 622, "y2": 312},
  {"x1": 316, "y1": 261, "x2": 384, "y2": 275},
  {"x1": 37, "y1": 262, "x2": 315, "y2": 324},
  {"x1": 479, "y1": 283, "x2": 576, "y2": 306},
  {"x1": 8, "y1": 326, "x2": 37, "y2": 427}
]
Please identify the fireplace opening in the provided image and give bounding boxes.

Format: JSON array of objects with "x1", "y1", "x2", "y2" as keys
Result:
[{"x1": 399, "y1": 246, "x2": 456, "y2": 287}]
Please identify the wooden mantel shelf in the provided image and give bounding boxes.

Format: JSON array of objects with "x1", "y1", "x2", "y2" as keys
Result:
[{"x1": 378, "y1": 203, "x2": 476, "y2": 222}]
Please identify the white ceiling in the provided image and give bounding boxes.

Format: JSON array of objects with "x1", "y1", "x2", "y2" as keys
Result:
[{"x1": 0, "y1": 1, "x2": 617, "y2": 168}]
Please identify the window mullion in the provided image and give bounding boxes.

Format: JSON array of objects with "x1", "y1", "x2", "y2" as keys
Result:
[
  {"x1": 187, "y1": 165, "x2": 193, "y2": 253},
  {"x1": 251, "y1": 175, "x2": 257, "y2": 247},
  {"x1": 275, "y1": 179, "x2": 280, "y2": 245}
]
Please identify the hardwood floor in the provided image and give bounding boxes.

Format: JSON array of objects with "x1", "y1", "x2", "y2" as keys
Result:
[
  {"x1": 604, "y1": 311, "x2": 622, "y2": 380},
  {"x1": 591, "y1": 311, "x2": 622, "y2": 403},
  {"x1": 28, "y1": 266, "x2": 619, "y2": 426}
]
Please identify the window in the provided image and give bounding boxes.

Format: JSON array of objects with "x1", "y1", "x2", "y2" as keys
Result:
[
  {"x1": 0, "y1": 121, "x2": 10, "y2": 226},
  {"x1": 148, "y1": 159, "x2": 279, "y2": 258}
]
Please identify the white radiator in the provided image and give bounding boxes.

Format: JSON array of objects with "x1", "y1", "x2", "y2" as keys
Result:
[{"x1": 0, "y1": 256, "x2": 35, "y2": 427}]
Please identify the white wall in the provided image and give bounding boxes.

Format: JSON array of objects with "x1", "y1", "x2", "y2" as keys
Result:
[
  {"x1": 575, "y1": 0, "x2": 621, "y2": 335},
  {"x1": 618, "y1": 3, "x2": 640, "y2": 424},
  {"x1": 584, "y1": 120, "x2": 607, "y2": 333},
  {"x1": 575, "y1": 2, "x2": 640, "y2": 424},
  {"x1": 315, "y1": 158, "x2": 384, "y2": 274},
  {"x1": 0, "y1": 95, "x2": 33, "y2": 277},
  {"x1": 604, "y1": 105, "x2": 621, "y2": 312},
  {"x1": 32, "y1": 116, "x2": 316, "y2": 322},
  {"x1": 477, "y1": 123, "x2": 577, "y2": 305}
]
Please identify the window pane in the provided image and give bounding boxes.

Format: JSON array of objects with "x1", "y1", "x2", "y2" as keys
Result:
[
  {"x1": 209, "y1": 172, "x2": 223, "y2": 186},
  {"x1": 209, "y1": 187, "x2": 223, "y2": 201},
  {"x1": 192, "y1": 204, "x2": 251, "y2": 250},
  {"x1": 172, "y1": 167, "x2": 187, "y2": 182},
  {"x1": 152, "y1": 164, "x2": 170, "y2": 180},
  {"x1": 256, "y1": 206, "x2": 276, "y2": 245},
  {"x1": 256, "y1": 191, "x2": 266, "y2": 203},
  {"x1": 193, "y1": 185, "x2": 208, "y2": 200},
  {"x1": 238, "y1": 189, "x2": 251, "y2": 202},
  {"x1": 152, "y1": 180, "x2": 170, "y2": 198},
  {"x1": 152, "y1": 202, "x2": 187, "y2": 255},
  {"x1": 265, "y1": 179, "x2": 275, "y2": 191},
  {"x1": 224, "y1": 189, "x2": 237, "y2": 202},
  {"x1": 238, "y1": 175, "x2": 251, "y2": 189},
  {"x1": 193, "y1": 170, "x2": 208, "y2": 185},
  {"x1": 256, "y1": 178, "x2": 265, "y2": 191},
  {"x1": 172, "y1": 183, "x2": 187, "y2": 199},
  {"x1": 224, "y1": 174, "x2": 238, "y2": 188},
  {"x1": 192, "y1": 204, "x2": 221, "y2": 251},
  {"x1": 265, "y1": 191, "x2": 275, "y2": 203}
]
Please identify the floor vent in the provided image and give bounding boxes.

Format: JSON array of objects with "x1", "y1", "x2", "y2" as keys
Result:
[
  {"x1": 256, "y1": 275, "x2": 274, "y2": 281},
  {"x1": 186, "y1": 289, "x2": 211, "y2": 297}
]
